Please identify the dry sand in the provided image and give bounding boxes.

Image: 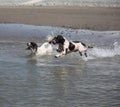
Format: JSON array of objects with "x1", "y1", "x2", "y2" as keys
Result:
[{"x1": 0, "y1": 6, "x2": 120, "y2": 30}]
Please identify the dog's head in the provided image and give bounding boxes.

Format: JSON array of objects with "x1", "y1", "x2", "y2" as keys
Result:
[
  {"x1": 50, "y1": 35, "x2": 65, "y2": 45},
  {"x1": 26, "y1": 42, "x2": 38, "y2": 54}
]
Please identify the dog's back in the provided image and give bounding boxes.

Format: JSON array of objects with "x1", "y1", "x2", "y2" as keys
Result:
[
  {"x1": 70, "y1": 41, "x2": 86, "y2": 52},
  {"x1": 36, "y1": 42, "x2": 53, "y2": 55}
]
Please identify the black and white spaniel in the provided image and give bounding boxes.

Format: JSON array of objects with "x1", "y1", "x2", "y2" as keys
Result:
[
  {"x1": 26, "y1": 42, "x2": 53, "y2": 55},
  {"x1": 50, "y1": 35, "x2": 93, "y2": 58}
]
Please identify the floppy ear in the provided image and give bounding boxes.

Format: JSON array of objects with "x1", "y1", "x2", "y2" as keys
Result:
[
  {"x1": 30, "y1": 42, "x2": 38, "y2": 50},
  {"x1": 30, "y1": 42, "x2": 37, "y2": 47}
]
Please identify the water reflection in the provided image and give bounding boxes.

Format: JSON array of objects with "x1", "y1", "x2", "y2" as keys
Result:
[
  {"x1": 25, "y1": 55, "x2": 87, "y2": 106},
  {"x1": 46, "y1": 60, "x2": 87, "y2": 107}
]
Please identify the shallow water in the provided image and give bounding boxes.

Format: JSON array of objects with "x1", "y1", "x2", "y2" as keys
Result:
[{"x1": 0, "y1": 24, "x2": 120, "y2": 107}]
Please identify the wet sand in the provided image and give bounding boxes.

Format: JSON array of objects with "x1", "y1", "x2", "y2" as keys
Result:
[{"x1": 0, "y1": 6, "x2": 120, "y2": 30}]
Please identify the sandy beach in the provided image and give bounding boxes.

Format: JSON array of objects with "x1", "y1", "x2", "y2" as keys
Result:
[{"x1": 0, "y1": 6, "x2": 120, "y2": 30}]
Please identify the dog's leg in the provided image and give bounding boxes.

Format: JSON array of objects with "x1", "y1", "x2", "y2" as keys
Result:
[
  {"x1": 79, "y1": 52, "x2": 82, "y2": 56},
  {"x1": 31, "y1": 48, "x2": 35, "y2": 54},
  {"x1": 55, "y1": 48, "x2": 67, "y2": 58},
  {"x1": 84, "y1": 50, "x2": 87, "y2": 57},
  {"x1": 55, "y1": 52, "x2": 65, "y2": 58},
  {"x1": 84, "y1": 52, "x2": 87, "y2": 57},
  {"x1": 65, "y1": 49, "x2": 68, "y2": 55},
  {"x1": 55, "y1": 53, "x2": 61, "y2": 58},
  {"x1": 55, "y1": 54, "x2": 60, "y2": 58}
]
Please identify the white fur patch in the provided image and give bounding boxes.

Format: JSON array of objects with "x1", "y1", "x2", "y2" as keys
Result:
[
  {"x1": 27, "y1": 42, "x2": 53, "y2": 56},
  {"x1": 36, "y1": 42, "x2": 53, "y2": 55}
]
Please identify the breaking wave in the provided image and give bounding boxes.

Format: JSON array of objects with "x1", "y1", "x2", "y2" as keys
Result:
[{"x1": 0, "y1": 0, "x2": 120, "y2": 7}]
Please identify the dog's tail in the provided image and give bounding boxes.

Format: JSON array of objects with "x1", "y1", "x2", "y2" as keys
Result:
[{"x1": 87, "y1": 45, "x2": 94, "y2": 48}]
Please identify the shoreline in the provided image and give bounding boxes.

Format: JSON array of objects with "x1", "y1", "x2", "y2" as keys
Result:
[{"x1": 0, "y1": 6, "x2": 120, "y2": 30}]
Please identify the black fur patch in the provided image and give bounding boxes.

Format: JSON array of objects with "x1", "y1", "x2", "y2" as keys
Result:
[
  {"x1": 81, "y1": 42, "x2": 86, "y2": 47},
  {"x1": 27, "y1": 42, "x2": 38, "y2": 52},
  {"x1": 73, "y1": 41, "x2": 80, "y2": 43},
  {"x1": 69, "y1": 42, "x2": 75, "y2": 51},
  {"x1": 51, "y1": 35, "x2": 65, "y2": 45},
  {"x1": 57, "y1": 35, "x2": 65, "y2": 44},
  {"x1": 73, "y1": 41, "x2": 86, "y2": 47}
]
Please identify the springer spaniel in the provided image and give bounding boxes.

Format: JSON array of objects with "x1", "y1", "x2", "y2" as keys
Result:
[
  {"x1": 50, "y1": 35, "x2": 93, "y2": 58},
  {"x1": 26, "y1": 42, "x2": 53, "y2": 56}
]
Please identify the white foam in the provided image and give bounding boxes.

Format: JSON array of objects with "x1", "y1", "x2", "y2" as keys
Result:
[
  {"x1": 87, "y1": 42, "x2": 120, "y2": 59},
  {"x1": 23, "y1": 0, "x2": 44, "y2": 5},
  {"x1": 46, "y1": 35, "x2": 54, "y2": 42}
]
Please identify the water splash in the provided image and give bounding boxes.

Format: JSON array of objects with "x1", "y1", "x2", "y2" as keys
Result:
[
  {"x1": 87, "y1": 42, "x2": 120, "y2": 59},
  {"x1": 0, "y1": 24, "x2": 120, "y2": 60}
]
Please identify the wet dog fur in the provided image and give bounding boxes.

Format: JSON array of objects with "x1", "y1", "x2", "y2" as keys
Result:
[
  {"x1": 26, "y1": 42, "x2": 53, "y2": 55},
  {"x1": 50, "y1": 35, "x2": 93, "y2": 58}
]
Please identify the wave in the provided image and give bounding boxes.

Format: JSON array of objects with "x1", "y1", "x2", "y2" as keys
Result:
[
  {"x1": 0, "y1": 24, "x2": 120, "y2": 60},
  {"x1": 23, "y1": 0, "x2": 44, "y2": 5},
  {"x1": 0, "y1": 0, "x2": 120, "y2": 7}
]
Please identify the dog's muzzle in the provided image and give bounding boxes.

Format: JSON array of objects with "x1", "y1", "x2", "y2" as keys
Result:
[
  {"x1": 49, "y1": 38, "x2": 57, "y2": 45},
  {"x1": 52, "y1": 40, "x2": 57, "y2": 45},
  {"x1": 26, "y1": 43, "x2": 31, "y2": 50}
]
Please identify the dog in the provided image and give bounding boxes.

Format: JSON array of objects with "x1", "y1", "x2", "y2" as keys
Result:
[
  {"x1": 50, "y1": 35, "x2": 93, "y2": 58},
  {"x1": 26, "y1": 42, "x2": 53, "y2": 56}
]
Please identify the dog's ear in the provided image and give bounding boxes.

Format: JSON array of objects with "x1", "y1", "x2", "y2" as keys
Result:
[
  {"x1": 30, "y1": 42, "x2": 36, "y2": 45},
  {"x1": 57, "y1": 43, "x2": 64, "y2": 52},
  {"x1": 29, "y1": 42, "x2": 38, "y2": 49}
]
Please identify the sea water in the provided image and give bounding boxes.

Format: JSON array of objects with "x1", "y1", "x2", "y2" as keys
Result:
[
  {"x1": 0, "y1": 24, "x2": 120, "y2": 107},
  {"x1": 0, "y1": 0, "x2": 120, "y2": 7}
]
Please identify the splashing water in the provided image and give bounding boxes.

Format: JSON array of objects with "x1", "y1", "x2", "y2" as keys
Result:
[
  {"x1": 81, "y1": 42, "x2": 120, "y2": 61},
  {"x1": 0, "y1": 24, "x2": 120, "y2": 60}
]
